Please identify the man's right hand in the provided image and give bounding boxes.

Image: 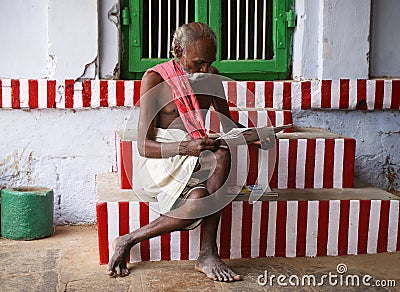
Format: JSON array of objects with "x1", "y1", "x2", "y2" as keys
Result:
[{"x1": 180, "y1": 137, "x2": 221, "y2": 156}]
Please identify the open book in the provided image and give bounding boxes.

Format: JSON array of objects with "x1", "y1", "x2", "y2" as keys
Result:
[{"x1": 209, "y1": 124, "x2": 292, "y2": 149}]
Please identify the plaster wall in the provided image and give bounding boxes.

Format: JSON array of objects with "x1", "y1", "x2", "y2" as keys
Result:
[
  {"x1": 0, "y1": 1, "x2": 48, "y2": 78},
  {"x1": 0, "y1": 108, "x2": 138, "y2": 224},
  {"x1": 370, "y1": 0, "x2": 400, "y2": 78}
]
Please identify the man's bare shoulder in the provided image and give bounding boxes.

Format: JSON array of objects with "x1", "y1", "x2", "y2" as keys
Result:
[{"x1": 141, "y1": 71, "x2": 164, "y2": 89}]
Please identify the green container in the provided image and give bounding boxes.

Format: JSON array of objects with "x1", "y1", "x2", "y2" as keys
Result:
[{"x1": 1, "y1": 187, "x2": 54, "y2": 240}]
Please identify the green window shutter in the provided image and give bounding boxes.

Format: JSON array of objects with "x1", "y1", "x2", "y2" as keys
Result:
[{"x1": 121, "y1": 0, "x2": 294, "y2": 80}]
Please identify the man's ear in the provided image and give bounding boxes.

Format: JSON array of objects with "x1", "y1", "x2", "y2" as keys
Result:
[{"x1": 174, "y1": 45, "x2": 183, "y2": 58}]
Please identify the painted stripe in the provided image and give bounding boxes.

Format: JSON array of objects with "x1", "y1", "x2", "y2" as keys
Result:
[
  {"x1": 310, "y1": 80, "x2": 321, "y2": 109},
  {"x1": 301, "y1": 81, "x2": 311, "y2": 110},
  {"x1": 227, "y1": 81, "x2": 237, "y2": 107},
  {"x1": 356, "y1": 79, "x2": 368, "y2": 110},
  {"x1": 264, "y1": 81, "x2": 274, "y2": 108},
  {"x1": 119, "y1": 202, "x2": 130, "y2": 236},
  {"x1": 231, "y1": 202, "x2": 243, "y2": 258},
  {"x1": 65, "y1": 79, "x2": 74, "y2": 108},
  {"x1": 107, "y1": 80, "x2": 117, "y2": 107},
  {"x1": 314, "y1": 139, "x2": 325, "y2": 188},
  {"x1": 296, "y1": 201, "x2": 308, "y2": 256},
  {"x1": 366, "y1": 80, "x2": 376, "y2": 110},
  {"x1": 246, "y1": 82, "x2": 256, "y2": 108},
  {"x1": 133, "y1": 80, "x2": 141, "y2": 106},
  {"x1": 149, "y1": 202, "x2": 161, "y2": 261},
  {"x1": 236, "y1": 82, "x2": 247, "y2": 108},
  {"x1": 269, "y1": 139, "x2": 279, "y2": 188},
  {"x1": 237, "y1": 145, "x2": 248, "y2": 187},
  {"x1": 327, "y1": 200, "x2": 340, "y2": 256},
  {"x1": 259, "y1": 202, "x2": 269, "y2": 257},
  {"x1": 257, "y1": 112, "x2": 269, "y2": 187},
  {"x1": 283, "y1": 82, "x2": 291, "y2": 110},
  {"x1": 180, "y1": 230, "x2": 189, "y2": 260},
  {"x1": 275, "y1": 201, "x2": 287, "y2": 257},
  {"x1": 391, "y1": 80, "x2": 400, "y2": 110},
  {"x1": 377, "y1": 200, "x2": 390, "y2": 253},
  {"x1": 47, "y1": 80, "x2": 56, "y2": 108},
  {"x1": 251, "y1": 201, "x2": 262, "y2": 258},
  {"x1": 317, "y1": 200, "x2": 329, "y2": 256},
  {"x1": 358, "y1": 200, "x2": 371, "y2": 254},
  {"x1": 188, "y1": 226, "x2": 200, "y2": 260},
  {"x1": 382, "y1": 80, "x2": 392, "y2": 109},
  {"x1": 11, "y1": 79, "x2": 20, "y2": 109},
  {"x1": 339, "y1": 79, "x2": 350, "y2": 109},
  {"x1": 116, "y1": 80, "x2": 125, "y2": 107},
  {"x1": 129, "y1": 202, "x2": 141, "y2": 262},
  {"x1": 347, "y1": 200, "x2": 360, "y2": 255},
  {"x1": 170, "y1": 231, "x2": 180, "y2": 260},
  {"x1": 275, "y1": 110, "x2": 284, "y2": 127},
  {"x1": 255, "y1": 82, "x2": 265, "y2": 108},
  {"x1": 100, "y1": 80, "x2": 109, "y2": 107},
  {"x1": 241, "y1": 202, "x2": 252, "y2": 258},
  {"x1": 330, "y1": 80, "x2": 340, "y2": 109},
  {"x1": 266, "y1": 201, "x2": 277, "y2": 256},
  {"x1": 36, "y1": 80, "x2": 46, "y2": 109},
  {"x1": 287, "y1": 139, "x2": 298, "y2": 188},
  {"x1": 120, "y1": 141, "x2": 132, "y2": 189},
  {"x1": 277, "y1": 139, "x2": 289, "y2": 189},
  {"x1": 73, "y1": 82, "x2": 83, "y2": 109},
  {"x1": 296, "y1": 139, "x2": 307, "y2": 188},
  {"x1": 160, "y1": 233, "x2": 171, "y2": 261},
  {"x1": 367, "y1": 200, "x2": 381, "y2": 254},
  {"x1": 338, "y1": 200, "x2": 350, "y2": 256},
  {"x1": 124, "y1": 81, "x2": 134, "y2": 107},
  {"x1": 247, "y1": 144, "x2": 259, "y2": 185},
  {"x1": 219, "y1": 204, "x2": 232, "y2": 258},
  {"x1": 139, "y1": 203, "x2": 150, "y2": 261},
  {"x1": 273, "y1": 82, "x2": 283, "y2": 109},
  {"x1": 285, "y1": 201, "x2": 298, "y2": 257},
  {"x1": 333, "y1": 139, "x2": 344, "y2": 188},
  {"x1": 96, "y1": 202, "x2": 109, "y2": 264},
  {"x1": 304, "y1": 139, "x2": 316, "y2": 188},
  {"x1": 19, "y1": 79, "x2": 29, "y2": 108},
  {"x1": 323, "y1": 139, "x2": 334, "y2": 188},
  {"x1": 28, "y1": 79, "x2": 38, "y2": 108},
  {"x1": 306, "y1": 201, "x2": 319, "y2": 256},
  {"x1": 348, "y1": 79, "x2": 358, "y2": 109},
  {"x1": 342, "y1": 139, "x2": 355, "y2": 187},
  {"x1": 107, "y1": 202, "x2": 119, "y2": 261},
  {"x1": 387, "y1": 200, "x2": 399, "y2": 252},
  {"x1": 374, "y1": 80, "x2": 384, "y2": 110},
  {"x1": 82, "y1": 80, "x2": 91, "y2": 107},
  {"x1": 321, "y1": 80, "x2": 332, "y2": 108}
]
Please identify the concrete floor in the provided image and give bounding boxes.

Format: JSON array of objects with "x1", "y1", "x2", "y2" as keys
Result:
[{"x1": 0, "y1": 225, "x2": 399, "y2": 292}]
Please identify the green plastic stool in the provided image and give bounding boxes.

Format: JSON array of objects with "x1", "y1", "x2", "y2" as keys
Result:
[{"x1": 1, "y1": 187, "x2": 54, "y2": 240}]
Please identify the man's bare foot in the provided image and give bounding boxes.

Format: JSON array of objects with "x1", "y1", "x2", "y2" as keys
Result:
[
  {"x1": 195, "y1": 253, "x2": 242, "y2": 282},
  {"x1": 107, "y1": 236, "x2": 131, "y2": 277}
]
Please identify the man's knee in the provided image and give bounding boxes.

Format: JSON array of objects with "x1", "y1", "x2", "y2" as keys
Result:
[{"x1": 214, "y1": 147, "x2": 231, "y2": 170}]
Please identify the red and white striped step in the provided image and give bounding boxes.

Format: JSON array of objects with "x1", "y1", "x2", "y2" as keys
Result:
[
  {"x1": 116, "y1": 127, "x2": 355, "y2": 190},
  {"x1": 96, "y1": 173, "x2": 400, "y2": 265},
  {"x1": 1, "y1": 79, "x2": 399, "y2": 110}
]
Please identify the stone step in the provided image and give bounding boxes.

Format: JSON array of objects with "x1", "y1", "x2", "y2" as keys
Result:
[
  {"x1": 95, "y1": 173, "x2": 400, "y2": 265},
  {"x1": 116, "y1": 127, "x2": 356, "y2": 190}
]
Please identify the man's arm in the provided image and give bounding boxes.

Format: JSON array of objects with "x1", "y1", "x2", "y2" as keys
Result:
[{"x1": 137, "y1": 72, "x2": 220, "y2": 158}]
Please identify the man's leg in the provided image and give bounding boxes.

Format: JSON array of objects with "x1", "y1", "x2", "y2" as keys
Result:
[
  {"x1": 108, "y1": 187, "x2": 209, "y2": 277},
  {"x1": 194, "y1": 148, "x2": 242, "y2": 281}
]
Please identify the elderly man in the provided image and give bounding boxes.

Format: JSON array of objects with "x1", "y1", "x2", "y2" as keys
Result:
[{"x1": 108, "y1": 22, "x2": 250, "y2": 282}]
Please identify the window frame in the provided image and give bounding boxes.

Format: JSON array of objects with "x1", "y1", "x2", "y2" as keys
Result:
[{"x1": 121, "y1": 0, "x2": 293, "y2": 80}]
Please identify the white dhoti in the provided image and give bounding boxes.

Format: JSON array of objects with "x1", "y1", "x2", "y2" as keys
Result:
[{"x1": 136, "y1": 128, "x2": 205, "y2": 215}]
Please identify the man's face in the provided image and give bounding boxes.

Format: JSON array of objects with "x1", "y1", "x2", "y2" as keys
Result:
[{"x1": 177, "y1": 39, "x2": 216, "y2": 74}]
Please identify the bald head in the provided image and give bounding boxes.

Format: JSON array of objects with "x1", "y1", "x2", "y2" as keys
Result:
[{"x1": 171, "y1": 22, "x2": 217, "y2": 58}]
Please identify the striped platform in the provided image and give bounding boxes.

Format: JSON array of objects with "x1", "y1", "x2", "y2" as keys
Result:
[
  {"x1": 96, "y1": 173, "x2": 400, "y2": 265},
  {"x1": 1, "y1": 79, "x2": 399, "y2": 110},
  {"x1": 116, "y1": 127, "x2": 355, "y2": 190}
]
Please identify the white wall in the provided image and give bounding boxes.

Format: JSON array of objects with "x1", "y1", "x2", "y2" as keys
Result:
[
  {"x1": 0, "y1": 108, "x2": 138, "y2": 224},
  {"x1": 370, "y1": 0, "x2": 400, "y2": 77}
]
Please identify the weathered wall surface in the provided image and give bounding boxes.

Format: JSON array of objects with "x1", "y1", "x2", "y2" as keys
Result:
[{"x1": 0, "y1": 108, "x2": 138, "y2": 224}]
